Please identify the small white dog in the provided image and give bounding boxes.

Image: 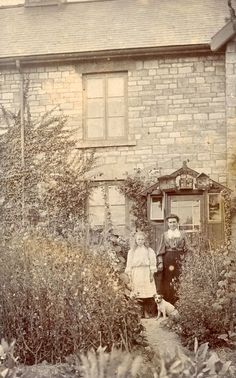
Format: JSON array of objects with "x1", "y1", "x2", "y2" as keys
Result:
[{"x1": 153, "y1": 294, "x2": 179, "y2": 320}]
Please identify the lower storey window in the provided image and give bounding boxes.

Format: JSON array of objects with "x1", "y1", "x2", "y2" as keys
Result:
[{"x1": 89, "y1": 183, "x2": 127, "y2": 235}]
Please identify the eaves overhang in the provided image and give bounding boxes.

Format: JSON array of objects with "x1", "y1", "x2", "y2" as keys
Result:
[
  {"x1": 211, "y1": 19, "x2": 236, "y2": 51},
  {"x1": 0, "y1": 43, "x2": 217, "y2": 68}
]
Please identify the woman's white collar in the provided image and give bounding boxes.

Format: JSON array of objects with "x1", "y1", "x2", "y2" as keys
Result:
[{"x1": 167, "y1": 229, "x2": 181, "y2": 238}]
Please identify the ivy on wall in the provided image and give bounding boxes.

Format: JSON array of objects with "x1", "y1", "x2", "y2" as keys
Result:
[
  {"x1": 118, "y1": 168, "x2": 155, "y2": 238},
  {"x1": 222, "y1": 189, "x2": 232, "y2": 248}
]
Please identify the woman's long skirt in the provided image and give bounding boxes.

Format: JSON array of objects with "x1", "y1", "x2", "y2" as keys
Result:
[{"x1": 157, "y1": 250, "x2": 182, "y2": 304}]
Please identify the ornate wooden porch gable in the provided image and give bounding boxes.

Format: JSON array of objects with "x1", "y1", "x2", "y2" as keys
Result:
[{"x1": 143, "y1": 161, "x2": 228, "y2": 196}]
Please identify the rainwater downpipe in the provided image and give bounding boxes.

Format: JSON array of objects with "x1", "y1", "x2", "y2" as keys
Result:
[{"x1": 16, "y1": 59, "x2": 25, "y2": 227}]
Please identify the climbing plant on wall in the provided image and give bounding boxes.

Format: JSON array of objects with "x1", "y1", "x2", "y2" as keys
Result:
[{"x1": 118, "y1": 168, "x2": 156, "y2": 239}]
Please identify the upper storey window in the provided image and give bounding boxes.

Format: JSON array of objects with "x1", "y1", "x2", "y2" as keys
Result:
[{"x1": 83, "y1": 72, "x2": 127, "y2": 141}]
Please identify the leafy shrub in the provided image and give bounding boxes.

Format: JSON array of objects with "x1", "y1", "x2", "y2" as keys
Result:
[
  {"x1": 1, "y1": 338, "x2": 235, "y2": 377},
  {"x1": 118, "y1": 168, "x2": 154, "y2": 235},
  {"x1": 176, "y1": 244, "x2": 236, "y2": 346},
  {"x1": 76, "y1": 339, "x2": 235, "y2": 377},
  {"x1": 0, "y1": 231, "x2": 142, "y2": 365},
  {"x1": 155, "y1": 337, "x2": 236, "y2": 378},
  {"x1": 0, "y1": 85, "x2": 96, "y2": 237},
  {"x1": 53, "y1": 341, "x2": 236, "y2": 377}
]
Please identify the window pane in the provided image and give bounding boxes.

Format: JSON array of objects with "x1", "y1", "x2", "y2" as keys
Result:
[
  {"x1": 87, "y1": 98, "x2": 104, "y2": 118},
  {"x1": 193, "y1": 202, "x2": 200, "y2": 225},
  {"x1": 107, "y1": 77, "x2": 125, "y2": 97},
  {"x1": 110, "y1": 205, "x2": 126, "y2": 225},
  {"x1": 171, "y1": 198, "x2": 200, "y2": 228},
  {"x1": 151, "y1": 198, "x2": 163, "y2": 220},
  {"x1": 89, "y1": 186, "x2": 105, "y2": 227},
  {"x1": 87, "y1": 78, "x2": 104, "y2": 98},
  {"x1": 87, "y1": 118, "x2": 104, "y2": 138},
  {"x1": 90, "y1": 187, "x2": 104, "y2": 206},
  {"x1": 107, "y1": 98, "x2": 125, "y2": 117},
  {"x1": 107, "y1": 117, "x2": 125, "y2": 138},
  {"x1": 208, "y1": 194, "x2": 221, "y2": 222},
  {"x1": 89, "y1": 206, "x2": 105, "y2": 227},
  {"x1": 108, "y1": 186, "x2": 125, "y2": 205}
]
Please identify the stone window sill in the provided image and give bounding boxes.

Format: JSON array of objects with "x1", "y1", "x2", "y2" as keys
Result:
[{"x1": 76, "y1": 140, "x2": 137, "y2": 149}]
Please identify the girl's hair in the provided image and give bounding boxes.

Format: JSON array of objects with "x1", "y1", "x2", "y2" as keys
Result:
[{"x1": 130, "y1": 231, "x2": 149, "y2": 252}]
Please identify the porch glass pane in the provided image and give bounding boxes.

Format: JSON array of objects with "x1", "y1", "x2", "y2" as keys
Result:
[{"x1": 171, "y1": 198, "x2": 200, "y2": 232}]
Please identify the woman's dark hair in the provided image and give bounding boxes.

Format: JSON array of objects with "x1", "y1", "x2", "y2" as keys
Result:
[{"x1": 166, "y1": 214, "x2": 180, "y2": 223}]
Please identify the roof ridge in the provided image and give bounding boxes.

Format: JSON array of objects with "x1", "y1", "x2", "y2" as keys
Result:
[{"x1": 0, "y1": 4, "x2": 24, "y2": 9}]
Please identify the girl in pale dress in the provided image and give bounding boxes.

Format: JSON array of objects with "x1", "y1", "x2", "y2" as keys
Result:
[{"x1": 125, "y1": 231, "x2": 157, "y2": 317}]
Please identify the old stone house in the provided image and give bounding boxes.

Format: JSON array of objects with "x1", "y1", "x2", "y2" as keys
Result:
[{"x1": 0, "y1": 0, "x2": 236, "y2": 246}]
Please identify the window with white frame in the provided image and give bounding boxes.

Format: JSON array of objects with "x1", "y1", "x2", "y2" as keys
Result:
[
  {"x1": 170, "y1": 196, "x2": 201, "y2": 233},
  {"x1": 150, "y1": 197, "x2": 164, "y2": 220},
  {"x1": 89, "y1": 183, "x2": 127, "y2": 234},
  {"x1": 83, "y1": 72, "x2": 127, "y2": 141}
]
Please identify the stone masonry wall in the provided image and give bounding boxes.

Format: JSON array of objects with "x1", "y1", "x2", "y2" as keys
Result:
[
  {"x1": 0, "y1": 53, "x2": 226, "y2": 184},
  {"x1": 226, "y1": 40, "x2": 236, "y2": 190},
  {"x1": 226, "y1": 39, "x2": 236, "y2": 243}
]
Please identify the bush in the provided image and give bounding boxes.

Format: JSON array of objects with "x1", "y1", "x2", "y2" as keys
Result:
[
  {"x1": 176, "y1": 244, "x2": 236, "y2": 347},
  {"x1": 0, "y1": 337, "x2": 235, "y2": 377},
  {"x1": 0, "y1": 231, "x2": 142, "y2": 365},
  {"x1": 30, "y1": 341, "x2": 236, "y2": 377}
]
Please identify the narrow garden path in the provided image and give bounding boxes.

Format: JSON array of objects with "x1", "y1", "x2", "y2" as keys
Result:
[{"x1": 141, "y1": 318, "x2": 189, "y2": 359}]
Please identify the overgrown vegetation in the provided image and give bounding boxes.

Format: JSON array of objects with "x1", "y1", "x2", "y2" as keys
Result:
[
  {"x1": 230, "y1": 154, "x2": 236, "y2": 214},
  {"x1": 176, "y1": 189, "x2": 236, "y2": 348},
  {"x1": 119, "y1": 168, "x2": 156, "y2": 237},
  {"x1": 0, "y1": 232, "x2": 142, "y2": 365},
  {"x1": 0, "y1": 338, "x2": 235, "y2": 377},
  {"x1": 68, "y1": 340, "x2": 236, "y2": 377},
  {"x1": 0, "y1": 79, "x2": 95, "y2": 237},
  {"x1": 176, "y1": 243, "x2": 236, "y2": 348}
]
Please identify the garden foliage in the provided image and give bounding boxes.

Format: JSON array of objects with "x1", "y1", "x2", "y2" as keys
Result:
[
  {"x1": 1, "y1": 339, "x2": 235, "y2": 378},
  {"x1": 0, "y1": 80, "x2": 95, "y2": 236},
  {"x1": 0, "y1": 232, "x2": 142, "y2": 365},
  {"x1": 176, "y1": 243, "x2": 236, "y2": 346},
  {"x1": 119, "y1": 168, "x2": 156, "y2": 236}
]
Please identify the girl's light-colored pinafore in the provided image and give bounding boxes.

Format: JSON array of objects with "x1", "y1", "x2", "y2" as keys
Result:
[{"x1": 125, "y1": 246, "x2": 157, "y2": 298}]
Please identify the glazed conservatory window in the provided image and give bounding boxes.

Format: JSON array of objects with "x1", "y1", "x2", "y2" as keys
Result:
[
  {"x1": 170, "y1": 197, "x2": 201, "y2": 233},
  {"x1": 83, "y1": 72, "x2": 127, "y2": 141}
]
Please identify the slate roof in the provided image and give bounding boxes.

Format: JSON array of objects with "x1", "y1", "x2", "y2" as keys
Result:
[{"x1": 0, "y1": 0, "x2": 231, "y2": 61}]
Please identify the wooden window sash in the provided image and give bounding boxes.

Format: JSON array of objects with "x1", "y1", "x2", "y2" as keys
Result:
[{"x1": 83, "y1": 72, "x2": 127, "y2": 141}]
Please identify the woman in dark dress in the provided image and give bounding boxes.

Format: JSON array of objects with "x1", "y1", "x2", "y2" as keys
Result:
[{"x1": 156, "y1": 214, "x2": 190, "y2": 304}]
